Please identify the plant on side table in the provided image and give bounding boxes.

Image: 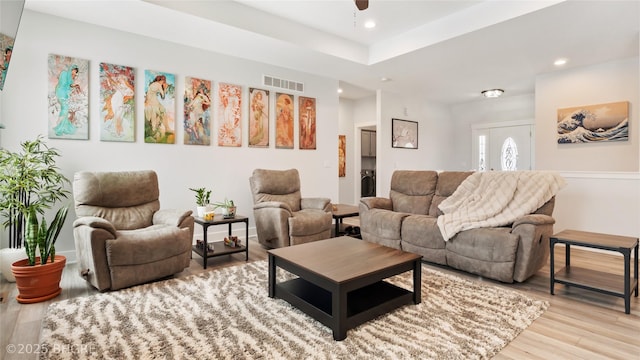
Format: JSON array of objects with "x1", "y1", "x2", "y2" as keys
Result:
[
  {"x1": 0, "y1": 135, "x2": 70, "y2": 302},
  {"x1": 189, "y1": 187, "x2": 212, "y2": 217},
  {"x1": 213, "y1": 198, "x2": 236, "y2": 219}
]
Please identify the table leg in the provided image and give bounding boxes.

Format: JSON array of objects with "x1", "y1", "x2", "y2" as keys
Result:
[
  {"x1": 565, "y1": 243, "x2": 570, "y2": 268},
  {"x1": 202, "y1": 224, "x2": 208, "y2": 269},
  {"x1": 623, "y1": 249, "x2": 631, "y2": 314},
  {"x1": 550, "y1": 239, "x2": 555, "y2": 295},
  {"x1": 332, "y1": 287, "x2": 348, "y2": 341},
  {"x1": 635, "y1": 244, "x2": 639, "y2": 297},
  {"x1": 245, "y1": 219, "x2": 249, "y2": 261},
  {"x1": 413, "y1": 259, "x2": 422, "y2": 304},
  {"x1": 268, "y1": 254, "x2": 275, "y2": 298},
  {"x1": 334, "y1": 218, "x2": 340, "y2": 237}
]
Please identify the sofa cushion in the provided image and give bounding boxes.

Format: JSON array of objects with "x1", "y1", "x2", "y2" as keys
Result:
[
  {"x1": 429, "y1": 171, "x2": 474, "y2": 216},
  {"x1": 401, "y1": 215, "x2": 446, "y2": 264},
  {"x1": 445, "y1": 227, "x2": 519, "y2": 282},
  {"x1": 106, "y1": 226, "x2": 191, "y2": 266},
  {"x1": 390, "y1": 171, "x2": 438, "y2": 215}
]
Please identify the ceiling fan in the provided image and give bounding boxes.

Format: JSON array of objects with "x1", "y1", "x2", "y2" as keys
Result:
[{"x1": 355, "y1": 0, "x2": 369, "y2": 11}]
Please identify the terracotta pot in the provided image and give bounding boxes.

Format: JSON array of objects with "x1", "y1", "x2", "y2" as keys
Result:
[{"x1": 11, "y1": 255, "x2": 66, "y2": 304}]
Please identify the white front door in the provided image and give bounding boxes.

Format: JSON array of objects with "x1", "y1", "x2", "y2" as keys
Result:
[{"x1": 472, "y1": 121, "x2": 533, "y2": 171}]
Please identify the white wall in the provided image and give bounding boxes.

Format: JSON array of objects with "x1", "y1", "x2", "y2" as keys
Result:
[
  {"x1": 0, "y1": 10, "x2": 340, "y2": 258},
  {"x1": 534, "y1": 57, "x2": 640, "y2": 238},
  {"x1": 535, "y1": 57, "x2": 639, "y2": 172},
  {"x1": 449, "y1": 94, "x2": 535, "y2": 170},
  {"x1": 375, "y1": 90, "x2": 453, "y2": 196}
]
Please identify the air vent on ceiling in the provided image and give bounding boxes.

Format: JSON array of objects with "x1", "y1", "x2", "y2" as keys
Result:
[{"x1": 263, "y1": 75, "x2": 304, "y2": 93}]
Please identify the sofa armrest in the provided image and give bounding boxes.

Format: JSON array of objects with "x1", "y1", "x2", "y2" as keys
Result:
[
  {"x1": 510, "y1": 214, "x2": 556, "y2": 282},
  {"x1": 301, "y1": 197, "x2": 331, "y2": 212},
  {"x1": 254, "y1": 201, "x2": 293, "y2": 214},
  {"x1": 359, "y1": 197, "x2": 393, "y2": 211},
  {"x1": 73, "y1": 216, "x2": 117, "y2": 238},
  {"x1": 153, "y1": 209, "x2": 193, "y2": 227},
  {"x1": 512, "y1": 214, "x2": 555, "y2": 228}
]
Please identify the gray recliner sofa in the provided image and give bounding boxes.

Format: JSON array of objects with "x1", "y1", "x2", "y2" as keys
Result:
[
  {"x1": 359, "y1": 170, "x2": 558, "y2": 283},
  {"x1": 73, "y1": 170, "x2": 194, "y2": 291}
]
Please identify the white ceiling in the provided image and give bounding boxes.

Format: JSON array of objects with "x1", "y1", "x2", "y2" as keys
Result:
[{"x1": 25, "y1": 0, "x2": 640, "y2": 104}]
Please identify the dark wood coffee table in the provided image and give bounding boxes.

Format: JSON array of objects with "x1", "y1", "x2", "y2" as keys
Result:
[{"x1": 268, "y1": 236, "x2": 422, "y2": 340}]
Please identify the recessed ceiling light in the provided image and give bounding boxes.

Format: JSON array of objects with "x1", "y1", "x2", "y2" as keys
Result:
[
  {"x1": 364, "y1": 20, "x2": 376, "y2": 29},
  {"x1": 481, "y1": 89, "x2": 504, "y2": 98},
  {"x1": 554, "y1": 58, "x2": 568, "y2": 66},
  {"x1": 337, "y1": 88, "x2": 343, "y2": 94},
  {"x1": 380, "y1": 77, "x2": 391, "y2": 82}
]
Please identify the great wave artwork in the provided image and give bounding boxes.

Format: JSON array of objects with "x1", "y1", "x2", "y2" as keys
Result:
[{"x1": 557, "y1": 101, "x2": 629, "y2": 144}]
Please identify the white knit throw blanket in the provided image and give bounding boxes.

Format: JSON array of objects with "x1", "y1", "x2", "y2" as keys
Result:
[{"x1": 437, "y1": 171, "x2": 566, "y2": 241}]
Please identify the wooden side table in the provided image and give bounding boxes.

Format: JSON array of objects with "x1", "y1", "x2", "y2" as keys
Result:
[
  {"x1": 331, "y1": 204, "x2": 359, "y2": 237},
  {"x1": 193, "y1": 215, "x2": 249, "y2": 269},
  {"x1": 550, "y1": 229, "x2": 639, "y2": 314}
]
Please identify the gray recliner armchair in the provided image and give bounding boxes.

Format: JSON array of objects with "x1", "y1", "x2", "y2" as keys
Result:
[
  {"x1": 72, "y1": 170, "x2": 194, "y2": 291},
  {"x1": 249, "y1": 169, "x2": 332, "y2": 248}
]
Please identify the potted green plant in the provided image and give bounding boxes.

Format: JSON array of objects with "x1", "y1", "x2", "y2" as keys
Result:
[
  {"x1": 0, "y1": 136, "x2": 70, "y2": 283},
  {"x1": 213, "y1": 198, "x2": 236, "y2": 219},
  {"x1": 189, "y1": 187, "x2": 212, "y2": 217},
  {"x1": 11, "y1": 205, "x2": 68, "y2": 303}
]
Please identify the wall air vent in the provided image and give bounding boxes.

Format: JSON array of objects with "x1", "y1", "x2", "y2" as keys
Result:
[{"x1": 263, "y1": 75, "x2": 304, "y2": 93}]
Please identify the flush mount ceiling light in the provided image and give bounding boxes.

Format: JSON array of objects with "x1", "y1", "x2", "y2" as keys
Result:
[
  {"x1": 554, "y1": 58, "x2": 568, "y2": 66},
  {"x1": 364, "y1": 20, "x2": 376, "y2": 29},
  {"x1": 481, "y1": 89, "x2": 504, "y2": 98}
]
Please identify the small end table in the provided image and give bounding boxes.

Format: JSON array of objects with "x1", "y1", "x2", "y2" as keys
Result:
[
  {"x1": 331, "y1": 204, "x2": 359, "y2": 237},
  {"x1": 550, "y1": 229, "x2": 639, "y2": 314},
  {"x1": 193, "y1": 215, "x2": 249, "y2": 269}
]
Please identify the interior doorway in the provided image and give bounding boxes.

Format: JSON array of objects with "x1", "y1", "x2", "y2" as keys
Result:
[
  {"x1": 354, "y1": 122, "x2": 377, "y2": 203},
  {"x1": 471, "y1": 120, "x2": 534, "y2": 171}
]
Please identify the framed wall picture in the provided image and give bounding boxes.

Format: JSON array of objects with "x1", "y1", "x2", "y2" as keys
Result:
[
  {"x1": 144, "y1": 70, "x2": 176, "y2": 144},
  {"x1": 338, "y1": 135, "x2": 346, "y2": 177},
  {"x1": 275, "y1": 92, "x2": 294, "y2": 149},
  {"x1": 184, "y1": 76, "x2": 212, "y2": 146},
  {"x1": 557, "y1": 101, "x2": 629, "y2": 143},
  {"x1": 217, "y1": 82, "x2": 242, "y2": 147},
  {"x1": 99, "y1": 62, "x2": 135, "y2": 142},
  {"x1": 299, "y1": 96, "x2": 316, "y2": 149},
  {"x1": 47, "y1": 54, "x2": 89, "y2": 140},
  {"x1": 248, "y1": 87, "x2": 269, "y2": 147},
  {"x1": 392, "y1": 118, "x2": 418, "y2": 149}
]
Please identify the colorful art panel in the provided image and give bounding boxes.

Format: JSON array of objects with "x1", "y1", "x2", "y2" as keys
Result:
[
  {"x1": 299, "y1": 96, "x2": 316, "y2": 150},
  {"x1": 47, "y1": 54, "x2": 89, "y2": 140},
  {"x1": 0, "y1": 33, "x2": 15, "y2": 90},
  {"x1": 338, "y1": 135, "x2": 346, "y2": 177},
  {"x1": 557, "y1": 101, "x2": 629, "y2": 143},
  {"x1": 184, "y1": 77, "x2": 212, "y2": 146},
  {"x1": 217, "y1": 83, "x2": 242, "y2": 147},
  {"x1": 99, "y1": 63, "x2": 135, "y2": 142},
  {"x1": 248, "y1": 88, "x2": 269, "y2": 147},
  {"x1": 275, "y1": 92, "x2": 294, "y2": 149},
  {"x1": 144, "y1": 70, "x2": 175, "y2": 144}
]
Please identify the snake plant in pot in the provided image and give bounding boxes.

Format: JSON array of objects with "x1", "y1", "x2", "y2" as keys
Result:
[{"x1": 0, "y1": 136, "x2": 70, "y2": 302}]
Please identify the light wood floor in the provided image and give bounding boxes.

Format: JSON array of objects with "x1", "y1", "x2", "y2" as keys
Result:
[{"x1": 1, "y1": 234, "x2": 638, "y2": 359}]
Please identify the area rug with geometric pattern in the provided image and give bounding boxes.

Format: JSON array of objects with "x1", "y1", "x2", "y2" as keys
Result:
[{"x1": 40, "y1": 260, "x2": 548, "y2": 359}]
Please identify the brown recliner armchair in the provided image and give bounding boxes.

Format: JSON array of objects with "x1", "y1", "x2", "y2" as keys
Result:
[
  {"x1": 72, "y1": 170, "x2": 194, "y2": 291},
  {"x1": 249, "y1": 169, "x2": 332, "y2": 248}
]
